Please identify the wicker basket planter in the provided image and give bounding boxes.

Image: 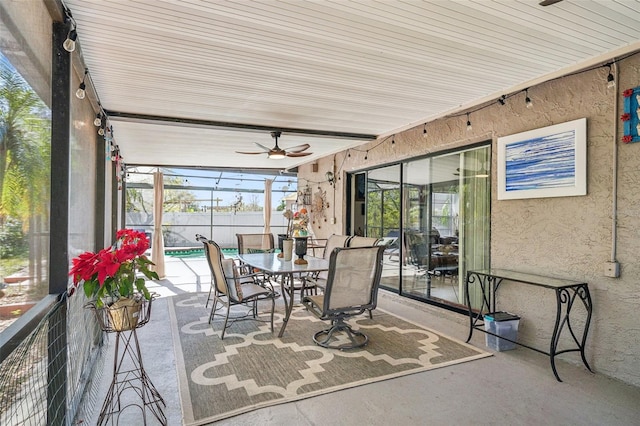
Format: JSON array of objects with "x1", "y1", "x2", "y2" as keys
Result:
[{"x1": 86, "y1": 294, "x2": 154, "y2": 333}]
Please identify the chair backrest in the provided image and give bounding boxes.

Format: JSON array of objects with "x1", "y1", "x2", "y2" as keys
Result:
[
  {"x1": 322, "y1": 234, "x2": 351, "y2": 259},
  {"x1": 197, "y1": 234, "x2": 243, "y2": 301},
  {"x1": 347, "y1": 236, "x2": 381, "y2": 247},
  {"x1": 406, "y1": 231, "x2": 429, "y2": 267},
  {"x1": 322, "y1": 246, "x2": 385, "y2": 313},
  {"x1": 236, "y1": 233, "x2": 275, "y2": 254}
]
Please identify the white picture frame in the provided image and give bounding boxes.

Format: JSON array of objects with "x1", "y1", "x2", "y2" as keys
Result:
[{"x1": 497, "y1": 118, "x2": 587, "y2": 200}]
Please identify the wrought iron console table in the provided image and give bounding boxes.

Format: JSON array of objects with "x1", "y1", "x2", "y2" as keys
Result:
[{"x1": 465, "y1": 269, "x2": 593, "y2": 381}]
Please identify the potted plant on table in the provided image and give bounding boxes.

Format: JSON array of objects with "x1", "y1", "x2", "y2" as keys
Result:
[{"x1": 68, "y1": 229, "x2": 159, "y2": 331}]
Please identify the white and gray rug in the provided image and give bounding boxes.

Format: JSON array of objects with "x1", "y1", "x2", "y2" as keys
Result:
[{"x1": 169, "y1": 292, "x2": 491, "y2": 425}]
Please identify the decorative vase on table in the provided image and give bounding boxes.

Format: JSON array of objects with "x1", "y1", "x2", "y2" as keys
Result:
[
  {"x1": 277, "y1": 234, "x2": 288, "y2": 258},
  {"x1": 283, "y1": 238, "x2": 293, "y2": 261},
  {"x1": 294, "y1": 236, "x2": 309, "y2": 265}
]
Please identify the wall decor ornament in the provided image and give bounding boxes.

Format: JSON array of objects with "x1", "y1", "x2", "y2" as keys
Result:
[
  {"x1": 311, "y1": 187, "x2": 329, "y2": 226},
  {"x1": 621, "y1": 87, "x2": 640, "y2": 144},
  {"x1": 497, "y1": 118, "x2": 587, "y2": 200}
]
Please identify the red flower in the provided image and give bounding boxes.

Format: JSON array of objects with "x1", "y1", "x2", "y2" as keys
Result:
[
  {"x1": 621, "y1": 113, "x2": 631, "y2": 122},
  {"x1": 623, "y1": 89, "x2": 633, "y2": 98},
  {"x1": 622, "y1": 135, "x2": 633, "y2": 143},
  {"x1": 68, "y1": 228, "x2": 157, "y2": 306},
  {"x1": 95, "y1": 248, "x2": 121, "y2": 285},
  {"x1": 70, "y1": 251, "x2": 99, "y2": 284}
]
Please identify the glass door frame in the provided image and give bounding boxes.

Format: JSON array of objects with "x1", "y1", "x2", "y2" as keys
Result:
[{"x1": 347, "y1": 142, "x2": 491, "y2": 314}]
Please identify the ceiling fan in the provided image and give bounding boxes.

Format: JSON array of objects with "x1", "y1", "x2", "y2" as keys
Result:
[{"x1": 235, "y1": 131, "x2": 313, "y2": 159}]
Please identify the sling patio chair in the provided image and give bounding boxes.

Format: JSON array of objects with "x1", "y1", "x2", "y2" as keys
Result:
[
  {"x1": 198, "y1": 235, "x2": 276, "y2": 339},
  {"x1": 347, "y1": 235, "x2": 381, "y2": 247},
  {"x1": 235, "y1": 232, "x2": 276, "y2": 281},
  {"x1": 301, "y1": 234, "x2": 352, "y2": 295},
  {"x1": 302, "y1": 245, "x2": 384, "y2": 350}
]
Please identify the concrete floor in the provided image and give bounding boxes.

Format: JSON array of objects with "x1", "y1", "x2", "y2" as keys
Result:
[{"x1": 87, "y1": 257, "x2": 640, "y2": 426}]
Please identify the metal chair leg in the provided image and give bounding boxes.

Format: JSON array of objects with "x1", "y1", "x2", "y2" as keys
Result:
[{"x1": 221, "y1": 305, "x2": 231, "y2": 339}]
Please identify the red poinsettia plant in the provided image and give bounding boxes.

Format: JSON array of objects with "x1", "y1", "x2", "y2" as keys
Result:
[{"x1": 69, "y1": 229, "x2": 158, "y2": 307}]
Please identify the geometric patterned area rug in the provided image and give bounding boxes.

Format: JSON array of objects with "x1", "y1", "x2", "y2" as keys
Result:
[{"x1": 169, "y1": 292, "x2": 491, "y2": 426}]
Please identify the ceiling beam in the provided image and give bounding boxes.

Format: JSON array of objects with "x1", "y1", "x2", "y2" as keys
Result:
[{"x1": 105, "y1": 111, "x2": 378, "y2": 140}]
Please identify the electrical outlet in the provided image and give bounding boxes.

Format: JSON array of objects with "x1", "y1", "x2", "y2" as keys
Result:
[{"x1": 604, "y1": 261, "x2": 620, "y2": 278}]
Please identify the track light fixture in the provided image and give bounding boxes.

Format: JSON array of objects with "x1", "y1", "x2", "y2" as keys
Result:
[
  {"x1": 364, "y1": 150, "x2": 368, "y2": 161},
  {"x1": 423, "y1": 123, "x2": 427, "y2": 138},
  {"x1": 76, "y1": 68, "x2": 87, "y2": 99},
  {"x1": 391, "y1": 135, "x2": 395, "y2": 147},
  {"x1": 525, "y1": 89, "x2": 533, "y2": 109},
  {"x1": 607, "y1": 65, "x2": 615, "y2": 89},
  {"x1": 466, "y1": 113, "x2": 472, "y2": 131},
  {"x1": 498, "y1": 95, "x2": 506, "y2": 106}
]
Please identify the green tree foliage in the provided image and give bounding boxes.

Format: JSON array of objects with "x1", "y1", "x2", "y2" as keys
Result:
[
  {"x1": 366, "y1": 185, "x2": 401, "y2": 238},
  {"x1": 0, "y1": 62, "x2": 50, "y2": 224}
]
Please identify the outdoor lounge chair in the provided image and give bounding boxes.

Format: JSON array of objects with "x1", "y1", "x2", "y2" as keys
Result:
[{"x1": 302, "y1": 245, "x2": 384, "y2": 349}]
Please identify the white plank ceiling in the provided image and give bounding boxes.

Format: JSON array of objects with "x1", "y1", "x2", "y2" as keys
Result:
[{"x1": 63, "y1": 0, "x2": 640, "y2": 172}]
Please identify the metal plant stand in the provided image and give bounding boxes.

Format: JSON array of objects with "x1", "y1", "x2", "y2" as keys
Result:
[{"x1": 87, "y1": 296, "x2": 167, "y2": 425}]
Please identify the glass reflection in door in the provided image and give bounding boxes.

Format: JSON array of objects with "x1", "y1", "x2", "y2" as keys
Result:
[
  {"x1": 402, "y1": 147, "x2": 490, "y2": 309},
  {"x1": 366, "y1": 165, "x2": 401, "y2": 291}
]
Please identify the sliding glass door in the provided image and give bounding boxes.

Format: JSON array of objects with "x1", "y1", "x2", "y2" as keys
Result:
[{"x1": 351, "y1": 144, "x2": 490, "y2": 312}]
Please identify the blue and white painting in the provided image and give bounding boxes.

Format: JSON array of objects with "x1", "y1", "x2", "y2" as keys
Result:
[
  {"x1": 497, "y1": 118, "x2": 587, "y2": 200},
  {"x1": 504, "y1": 130, "x2": 576, "y2": 192}
]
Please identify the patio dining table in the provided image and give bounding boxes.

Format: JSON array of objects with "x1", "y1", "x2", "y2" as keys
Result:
[{"x1": 237, "y1": 253, "x2": 329, "y2": 337}]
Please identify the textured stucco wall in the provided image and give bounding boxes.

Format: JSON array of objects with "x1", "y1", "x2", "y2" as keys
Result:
[{"x1": 299, "y1": 53, "x2": 640, "y2": 386}]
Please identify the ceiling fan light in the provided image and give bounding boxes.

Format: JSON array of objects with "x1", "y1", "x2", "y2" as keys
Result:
[{"x1": 269, "y1": 152, "x2": 285, "y2": 159}]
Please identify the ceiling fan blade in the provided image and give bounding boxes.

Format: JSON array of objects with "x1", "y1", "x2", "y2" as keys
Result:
[
  {"x1": 539, "y1": 0, "x2": 562, "y2": 5},
  {"x1": 254, "y1": 142, "x2": 272, "y2": 152},
  {"x1": 235, "y1": 151, "x2": 265, "y2": 155},
  {"x1": 286, "y1": 151, "x2": 313, "y2": 157},
  {"x1": 285, "y1": 143, "x2": 310, "y2": 153}
]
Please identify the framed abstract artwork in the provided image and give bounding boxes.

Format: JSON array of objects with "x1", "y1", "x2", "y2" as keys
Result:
[{"x1": 497, "y1": 118, "x2": 587, "y2": 200}]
